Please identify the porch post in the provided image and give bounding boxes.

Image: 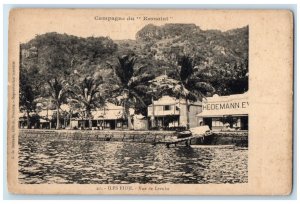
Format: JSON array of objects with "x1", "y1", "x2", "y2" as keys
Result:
[{"x1": 151, "y1": 96, "x2": 156, "y2": 128}]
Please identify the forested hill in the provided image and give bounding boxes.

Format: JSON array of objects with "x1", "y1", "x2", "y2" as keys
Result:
[
  {"x1": 115, "y1": 24, "x2": 248, "y2": 95},
  {"x1": 135, "y1": 23, "x2": 248, "y2": 68},
  {"x1": 20, "y1": 23, "x2": 248, "y2": 96}
]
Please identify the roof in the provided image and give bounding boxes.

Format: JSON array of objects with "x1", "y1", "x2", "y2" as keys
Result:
[
  {"x1": 77, "y1": 103, "x2": 135, "y2": 120},
  {"x1": 19, "y1": 102, "x2": 138, "y2": 121},
  {"x1": 60, "y1": 104, "x2": 70, "y2": 112},
  {"x1": 203, "y1": 92, "x2": 248, "y2": 103},
  {"x1": 152, "y1": 96, "x2": 179, "y2": 106},
  {"x1": 197, "y1": 92, "x2": 249, "y2": 117},
  {"x1": 148, "y1": 95, "x2": 202, "y2": 107},
  {"x1": 38, "y1": 110, "x2": 54, "y2": 118},
  {"x1": 39, "y1": 119, "x2": 49, "y2": 123},
  {"x1": 19, "y1": 111, "x2": 49, "y2": 118},
  {"x1": 92, "y1": 109, "x2": 123, "y2": 120}
]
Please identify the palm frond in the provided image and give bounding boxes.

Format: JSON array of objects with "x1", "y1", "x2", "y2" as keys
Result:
[
  {"x1": 178, "y1": 55, "x2": 194, "y2": 82},
  {"x1": 133, "y1": 85, "x2": 149, "y2": 94},
  {"x1": 115, "y1": 55, "x2": 136, "y2": 85},
  {"x1": 195, "y1": 82, "x2": 215, "y2": 94},
  {"x1": 130, "y1": 91, "x2": 146, "y2": 107},
  {"x1": 129, "y1": 73, "x2": 155, "y2": 88}
]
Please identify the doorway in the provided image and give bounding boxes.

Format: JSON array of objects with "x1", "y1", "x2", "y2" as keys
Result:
[{"x1": 203, "y1": 118, "x2": 212, "y2": 129}]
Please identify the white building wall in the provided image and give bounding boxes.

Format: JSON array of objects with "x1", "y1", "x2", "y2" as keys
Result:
[
  {"x1": 148, "y1": 104, "x2": 180, "y2": 117},
  {"x1": 70, "y1": 120, "x2": 79, "y2": 129}
]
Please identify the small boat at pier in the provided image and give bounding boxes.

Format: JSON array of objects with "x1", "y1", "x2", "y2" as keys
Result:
[
  {"x1": 154, "y1": 125, "x2": 213, "y2": 148},
  {"x1": 177, "y1": 125, "x2": 212, "y2": 138}
]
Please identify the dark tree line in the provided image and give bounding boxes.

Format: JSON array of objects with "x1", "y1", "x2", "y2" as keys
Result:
[{"x1": 19, "y1": 30, "x2": 248, "y2": 129}]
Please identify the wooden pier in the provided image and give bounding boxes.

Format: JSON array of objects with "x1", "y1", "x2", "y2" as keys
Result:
[{"x1": 152, "y1": 136, "x2": 197, "y2": 148}]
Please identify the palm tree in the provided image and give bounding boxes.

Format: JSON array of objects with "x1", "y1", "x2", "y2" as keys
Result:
[
  {"x1": 46, "y1": 78, "x2": 70, "y2": 129},
  {"x1": 170, "y1": 55, "x2": 215, "y2": 129},
  {"x1": 69, "y1": 72, "x2": 106, "y2": 129},
  {"x1": 19, "y1": 77, "x2": 36, "y2": 129},
  {"x1": 109, "y1": 54, "x2": 154, "y2": 130}
]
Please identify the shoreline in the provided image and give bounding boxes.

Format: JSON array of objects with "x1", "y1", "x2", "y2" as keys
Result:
[{"x1": 19, "y1": 129, "x2": 248, "y2": 146}]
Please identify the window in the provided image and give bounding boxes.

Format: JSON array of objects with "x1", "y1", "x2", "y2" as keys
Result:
[
  {"x1": 164, "y1": 105, "x2": 171, "y2": 111},
  {"x1": 117, "y1": 122, "x2": 122, "y2": 128},
  {"x1": 212, "y1": 118, "x2": 223, "y2": 127}
]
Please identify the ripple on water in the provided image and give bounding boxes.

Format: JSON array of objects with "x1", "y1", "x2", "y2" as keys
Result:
[{"x1": 18, "y1": 136, "x2": 248, "y2": 184}]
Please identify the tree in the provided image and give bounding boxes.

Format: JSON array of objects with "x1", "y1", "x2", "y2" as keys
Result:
[
  {"x1": 24, "y1": 33, "x2": 117, "y2": 78},
  {"x1": 69, "y1": 71, "x2": 107, "y2": 129},
  {"x1": 207, "y1": 59, "x2": 248, "y2": 96},
  {"x1": 46, "y1": 78, "x2": 70, "y2": 129},
  {"x1": 109, "y1": 54, "x2": 154, "y2": 130},
  {"x1": 149, "y1": 74, "x2": 179, "y2": 128},
  {"x1": 170, "y1": 55, "x2": 215, "y2": 129},
  {"x1": 227, "y1": 59, "x2": 248, "y2": 94},
  {"x1": 19, "y1": 71, "x2": 37, "y2": 129}
]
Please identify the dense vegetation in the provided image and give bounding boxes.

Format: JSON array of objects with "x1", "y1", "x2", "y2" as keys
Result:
[{"x1": 19, "y1": 24, "x2": 248, "y2": 129}]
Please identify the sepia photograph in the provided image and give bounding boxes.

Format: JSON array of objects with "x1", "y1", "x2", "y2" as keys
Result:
[
  {"x1": 7, "y1": 9, "x2": 292, "y2": 195},
  {"x1": 18, "y1": 21, "x2": 249, "y2": 185}
]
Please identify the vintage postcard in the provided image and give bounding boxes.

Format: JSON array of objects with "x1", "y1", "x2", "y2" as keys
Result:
[{"x1": 7, "y1": 9, "x2": 293, "y2": 195}]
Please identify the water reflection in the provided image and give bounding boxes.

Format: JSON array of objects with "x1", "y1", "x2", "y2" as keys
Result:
[{"x1": 19, "y1": 137, "x2": 248, "y2": 184}]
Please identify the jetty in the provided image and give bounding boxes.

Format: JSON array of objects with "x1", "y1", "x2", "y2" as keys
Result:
[{"x1": 152, "y1": 136, "x2": 197, "y2": 148}]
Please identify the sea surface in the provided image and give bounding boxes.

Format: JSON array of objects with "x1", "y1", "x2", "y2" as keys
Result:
[{"x1": 18, "y1": 136, "x2": 248, "y2": 184}]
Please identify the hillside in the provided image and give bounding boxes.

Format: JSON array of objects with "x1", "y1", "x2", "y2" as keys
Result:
[
  {"x1": 126, "y1": 23, "x2": 248, "y2": 68},
  {"x1": 20, "y1": 23, "x2": 248, "y2": 97},
  {"x1": 117, "y1": 24, "x2": 248, "y2": 94}
]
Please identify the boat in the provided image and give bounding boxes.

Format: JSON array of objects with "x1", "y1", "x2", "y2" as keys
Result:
[
  {"x1": 176, "y1": 125, "x2": 212, "y2": 138},
  {"x1": 176, "y1": 130, "x2": 192, "y2": 138},
  {"x1": 153, "y1": 125, "x2": 213, "y2": 148}
]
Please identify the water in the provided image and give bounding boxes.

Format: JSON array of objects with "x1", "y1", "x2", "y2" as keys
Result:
[{"x1": 18, "y1": 136, "x2": 248, "y2": 184}]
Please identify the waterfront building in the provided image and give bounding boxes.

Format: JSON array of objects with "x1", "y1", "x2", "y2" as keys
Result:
[
  {"x1": 19, "y1": 110, "x2": 54, "y2": 129},
  {"x1": 147, "y1": 95, "x2": 202, "y2": 129},
  {"x1": 18, "y1": 112, "x2": 30, "y2": 129},
  {"x1": 196, "y1": 92, "x2": 249, "y2": 131},
  {"x1": 19, "y1": 102, "x2": 148, "y2": 130},
  {"x1": 70, "y1": 103, "x2": 147, "y2": 130},
  {"x1": 36, "y1": 109, "x2": 54, "y2": 129},
  {"x1": 70, "y1": 103, "x2": 128, "y2": 130}
]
